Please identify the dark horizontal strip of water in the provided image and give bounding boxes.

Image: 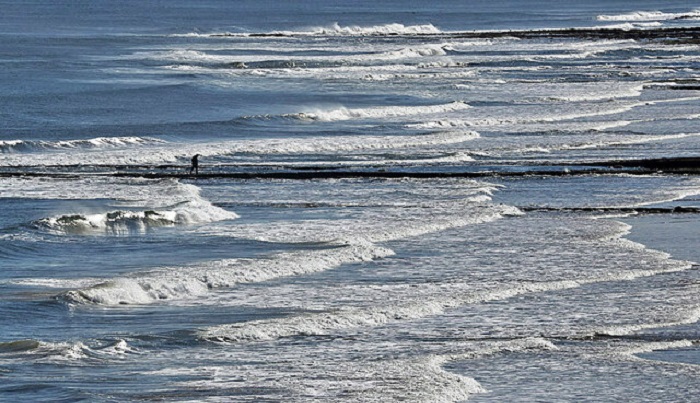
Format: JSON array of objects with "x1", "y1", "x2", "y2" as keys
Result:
[
  {"x1": 2, "y1": 156, "x2": 699, "y2": 179},
  {"x1": 236, "y1": 27, "x2": 700, "y2": 43}
]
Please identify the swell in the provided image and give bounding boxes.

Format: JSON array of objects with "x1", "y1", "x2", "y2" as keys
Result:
[
  {"x1": 0, "y1": 338, "x2": 137, "y2": 362},
  {"x1": 0, "y1": 137, "x2": 163, "y2": 154},
  {"x1": 34, "y1": 199, "x2": 237, "y2": 236},
  {"x1": 0, "y1": 130, "x2": 479, "y2": 168},
  {"x1": 60, "y1": 203, "x2": 519, "y2": 305},
  {"x1": 597, "y1": 10, "x2": 700, "y2": 22},
  {"x1": 62, "y1": 242, "x2": 395, "y2": 305},
  {"x1": 173, "y1": 23, "x2": 442, "y2": 38},
  {"x1": 281, "y1": 101, "x2": 470, "y2": 122},
  {"x1": 174, "y1": 23, "x2": 700, "y2": 42},
  {"x1": 156, "y1": 43, "x2": 454, "y2": 70},
  {"x1": 2, "y1": 177, "x2": 239, "y2": 235},
  {"x1": 35, "y1": 209, "x2": 182, "y2": 235}
]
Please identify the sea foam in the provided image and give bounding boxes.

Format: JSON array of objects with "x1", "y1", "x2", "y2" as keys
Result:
[
  {"x1": 12, "y1": 178, "x2": 239, "y2": 235},
  {"x1": 0, "y1": 137, "x2": 163, "y2": 154},
  {"x1": 62, "y1": 201, "x2": 519, "y2": 305},
  {"x1": 597, "y1": 9, "x2": 700, "y2": 22},
  {"x1": 289, "y1": 101, "x2": 471, "y2": 122}
]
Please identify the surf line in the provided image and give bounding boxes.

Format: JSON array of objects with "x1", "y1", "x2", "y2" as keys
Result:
[
  {"x1": 0, "y1": 168, "x2": 685, "y2": 180},
  {"x1": 519, "y1": 206, "x2": 700, "y2": 214}
]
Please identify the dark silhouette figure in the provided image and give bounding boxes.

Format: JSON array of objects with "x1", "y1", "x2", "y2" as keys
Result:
[{"x1": 190, "y1": 154, "x2": 200, "y2": 175}]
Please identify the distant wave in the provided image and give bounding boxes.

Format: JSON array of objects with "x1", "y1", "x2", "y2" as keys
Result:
[
  {"x1": 381, "y1": 43, "x2": 453, "y2": 58},
  {"x1": 0, "y1": 131, "x2": 479, "y2": 168},
  {"x1": 285, "y1": 101, "x2": 470, "y2": 122},
  {"x1": 597, "y1": 9, "x2": 700, "y2": 22},
  {"x1": 0, "y1": 136, "x2": 164, "y2": 154},
  {"x1": 297, "y1": 22, "x2": 441, "y2": 36},
  {"x1": 593, "y1": 22, "x2": 665, "y2": 31},
  {"x1": 174, "y1": 23, "x2": 441, "y2": 38}
]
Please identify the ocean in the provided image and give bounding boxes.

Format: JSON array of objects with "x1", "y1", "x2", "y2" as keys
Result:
[{"x1": 2, "y1": 1, "x2": 700, "y2": 401}]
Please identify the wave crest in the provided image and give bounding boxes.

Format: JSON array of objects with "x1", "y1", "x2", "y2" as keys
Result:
[
  {"x1": 304, "y1": 22, "x2": 441, "y2": 36},
  {"x1": 178, "y1": 23, "x2": 442, "y2": 38},
  {"x1": 287, "y1": 101, "x2": 470, "y2": 122},
  {"x1": 35, "y1": 199, "x2": 237, "y2": 236},
  {"x1": 597, "y1": 9, "x2": 700, "y2": 22},
  {"x1": 35, "y1": 210, "x2": 179, "y2": 235},
  {"x1": 0, "y1": 137, "x2": 163, "y2": 154}
]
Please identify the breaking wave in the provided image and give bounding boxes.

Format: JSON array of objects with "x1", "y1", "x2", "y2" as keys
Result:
[
  {"x1": 300, "y1": 22, "x2": 441, "y2": 36},
  {"x1": 36, "y1": 210, "x2": 180, "y2": 235},
  {"x1": 23, "y1": 179, "x2": 238, "y2": 235},
  {"x1": 287, "y1": 101, "x2": 470, "y2": 122},
  {"x1": 0, "y1": 338, "x2": 137, "y2": 362},
  {"x1": 0, "y1": 131, "x2": 479, "y2": 167},
  {"x1": 62, "y1": 241, "x2": 394, "y2": 305},
  {"x1": 62, "y1": 203, "x2": 519, "y2": 305},
  {"x1": 176, "y1": 23, "x2": 442, "y2": 38},
  {"x1": 597, "y1": 9, "x2": 700, "y2": 22},
  {"x1": 35, "y1": 200, "x2": 237, "y2": 236},
  {"x1": 0, "y1": 137, "x2": 163, "y2": 154},
  {"x1": 381, "y1": 43, "x2": 453, "y2": 58}
]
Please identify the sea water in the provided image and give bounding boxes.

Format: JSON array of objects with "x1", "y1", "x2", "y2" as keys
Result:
[{"x1": 2, "y1": 1, "x2": 700, "y2": 401}]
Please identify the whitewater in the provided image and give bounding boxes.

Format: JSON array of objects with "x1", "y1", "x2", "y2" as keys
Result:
[{"x1": 2, "y1": 1, "x2": 700, "y2": 402}]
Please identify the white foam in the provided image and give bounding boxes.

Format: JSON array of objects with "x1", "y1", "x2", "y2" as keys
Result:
[
  {"x1": 0, "y1": 177, "x2": 238, "y2": 234},
  {"x1": 38, "y1": 209, "x2": 177, "y2": 235},
  {"x1": 314, "y1": 22, "x2": 440, "y2": 36},
  {"x1": 536, "y1": 83, "x2": 645, "y2": 103},
  {"x1": 403, "y1": 100, "x2": 648, "y2": 132},
  {"x1": 0, "y1": 136, "x2": 163, "y2": 153},
  {"x1": 0, "y1": 177, "x2": 187, "y2": 202},
  {"x1": 595, "y1": 22, "x2": 666, "y2": 30},
  {"x1": 37, "y1": 200, "x2": 238, "y2": 235},
  {"x1": 10, "y1": 277, "x2": 104, "y2": 289},
  {"x1": 9, "y1": 339, "x2": 140, "y2": 363},
  {"x1": 586, "y1": 340, "x2": 695, "y2": 367},
  {"x1": 0, "y1": 131, "x2": 477, "y2": 167},
  {"x1": 207, "y1": 204, "x2": 520, "y2": 245},
  {"x1": 172, "y1": 22, "x2": 441, "y2": 38},
  {"x1": 597, "y1": 307, "x2": 700, "y2": 337},
  {"x1": 63, "y1": 242, "x2": 395, "y2": 305},
  {"x1": 167, "y1": 338, "x2": 555, "y2": 403},
  {"x1": 290, "y1": 101, "x2": 470, "y2": 122},
  {"x1": 597, "y1": 9, "x2": 700, "y2": 22},
  {"x1": 199, "y1": 217, "x2": 693, "y2": 342},
  {"x1": 201, "y1": 177, "x2": 501, "y2": 209},
  {"x1": 203, "y1": 269, "x2": 687, "y2": 342},
  {"x1": 64, "y1": 197, "x2": 518, "y2": 305},
  {"x1": 382, "y1": 43, "x2": 452, "y2": 58}
]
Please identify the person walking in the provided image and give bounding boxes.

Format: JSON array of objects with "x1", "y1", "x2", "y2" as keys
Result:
[{"x1": 190, "y1": 154, "x2": 200, "y2": 175}]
